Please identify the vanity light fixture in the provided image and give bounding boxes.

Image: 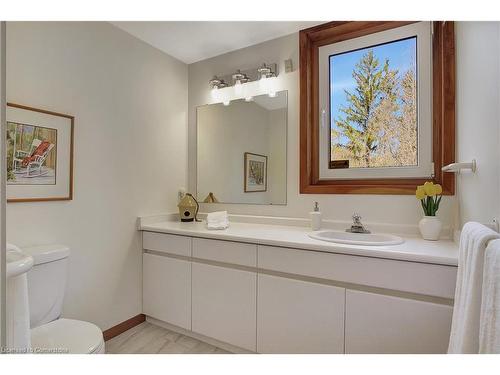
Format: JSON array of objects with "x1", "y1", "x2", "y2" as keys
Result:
[
  {"x1": 209, "y1": 76, "x2": 228, "y2": 102},
  {"x1": 208, "y1": 75, "x2": 227, "y2": 90},
  {"x1": 232, "y1": 69, "x2": 250, "y2": 85},
  {"x1": 232, "y1": 70, "x2": 249, "y2": 96},
  {"x1": 208, "y1": 63, "x2": 279, "y2": 104},
  {"x1": 257, "y1": 63, "x2": 275, "y2": 79}
]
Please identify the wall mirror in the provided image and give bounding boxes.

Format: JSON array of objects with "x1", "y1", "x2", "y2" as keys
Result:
[{"x1": 197, "y1": 90, "x2": 287, "y2": 205}]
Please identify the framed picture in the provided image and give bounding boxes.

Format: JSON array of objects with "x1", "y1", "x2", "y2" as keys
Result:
[
  {"x1": 6, "y1": 103, "x2": 74, "y2": 202},
  {"x1": 244, "y1": 152, "x2": 267, "y2": 192}
]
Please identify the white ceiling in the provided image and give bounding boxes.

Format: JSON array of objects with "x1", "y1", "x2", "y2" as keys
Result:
[{"x1": 110, "y1": 21, "x2": 322, "y2": 64}]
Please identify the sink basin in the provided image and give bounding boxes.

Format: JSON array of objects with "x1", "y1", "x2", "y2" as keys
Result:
[
  {"x1": 6, "y1": 243, "x2": 34, "y2": 278},
  {"x1": 309, "y1": 230, "x2": 404, "y2": 246}
]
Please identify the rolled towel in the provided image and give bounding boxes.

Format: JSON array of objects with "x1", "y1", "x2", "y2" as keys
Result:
[{"x1": 206, "y1": 211, "x2": 229, "y2": 230}]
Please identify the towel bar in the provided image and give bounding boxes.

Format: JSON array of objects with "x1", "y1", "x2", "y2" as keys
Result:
[{"x1": 442, "y1": 160, "x2": 476, "y2": 173}]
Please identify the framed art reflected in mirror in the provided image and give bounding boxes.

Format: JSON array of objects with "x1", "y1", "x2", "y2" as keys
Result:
[{"x1": 244, "y1": 152, "x2": 267, "y2": 193}]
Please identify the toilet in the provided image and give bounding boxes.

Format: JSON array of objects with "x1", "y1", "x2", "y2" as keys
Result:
[{"x1": 23, "y1": 244, "x2": 105, "y2": 354}]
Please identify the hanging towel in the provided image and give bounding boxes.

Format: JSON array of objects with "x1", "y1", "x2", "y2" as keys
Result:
[
  {"x1": 206, "y1": 211, "x2": 229, "y2": 230},
  {"x1": 448, "y1": 222, "x2": 500, "y2": 353},
  {"x1": 479, "y1": 239, "x2": 500, "y2": 353}
]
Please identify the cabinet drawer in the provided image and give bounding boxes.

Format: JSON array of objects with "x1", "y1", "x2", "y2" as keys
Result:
[
  {"x1": 258, "y1": 245, "x2": 457, "y2": 299},
  {"x1": 143, "y1": 232, "x2": 191, "y2": 257},
  {"x1": 192, "y1": 238, "x2": 257, "y2": 267}
]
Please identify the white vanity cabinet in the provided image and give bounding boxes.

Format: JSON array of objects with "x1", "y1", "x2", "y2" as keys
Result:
[
  {"x1": 191, "y1": 238, "x2": 258, "y2": 351},
  {"x1": 143, "y1": 254, "x2": 191, "y2": 330},
  {"x1": 141, "y1": 229, "x2": 457, "y2": 354},
  {"x1": 192, "y1": 263, "x2": 257, "y2": 351},
  {"x1": 345, "y1": 290, "x2": 453, "y2": 353},
  {"x1": 257, "y1": 274, "x2": 345, "y2": 353},
  {"x1": 142, "y1": 232, "x2": 192, "y2": 330}
]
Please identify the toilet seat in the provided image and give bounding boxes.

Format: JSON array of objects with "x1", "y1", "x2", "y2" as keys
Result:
[{"x1": 31, "y1": 318, "x2": 105, "y2": 354}]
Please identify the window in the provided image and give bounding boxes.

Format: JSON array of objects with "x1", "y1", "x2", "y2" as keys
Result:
[
  {"x1": 330, "y1": 37, "x2": 418, "y2": 169},
  {"x1": 300, "y1": 21, "x2": 455, "y2": 194}
]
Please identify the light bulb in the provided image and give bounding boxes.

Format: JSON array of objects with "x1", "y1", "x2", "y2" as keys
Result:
[
  {"x1": 234, "y1": 80, "x2": 243, "y2": 96},
  {"x1": 211, "y1": 87, "x2": 219, "y2": 100},
  {"x1": 268, "y1": 91, "x2": 276, "y2": 98},
  {"x1": 245, "y1": 96, "x2": 253, "y2": 102}
]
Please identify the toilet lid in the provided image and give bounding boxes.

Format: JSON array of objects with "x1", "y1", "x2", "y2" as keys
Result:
[{"x1": 31, "y1": 318, "x2": 104, "y2": 354}]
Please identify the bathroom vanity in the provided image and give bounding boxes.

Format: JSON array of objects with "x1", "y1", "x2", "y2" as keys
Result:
[{"x1": 139, "y1": 216, "x2": 458, "y2": 354}]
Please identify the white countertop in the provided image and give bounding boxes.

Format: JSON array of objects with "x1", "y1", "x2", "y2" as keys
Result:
[{"x1": 140, "y1": 219, "x2": 458, "y2": 266}]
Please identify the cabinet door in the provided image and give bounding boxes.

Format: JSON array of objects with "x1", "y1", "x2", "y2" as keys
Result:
[
  {"x1": 143, "y1": 253, "x2": 191, "y2": 330},
  {"x1": 192, "y1": 263, "x2": 257, "y2": 351},
  {"x1": 345, "y1": 290, "x2": 453, "y2": 353},
  {"x1": 257, "y1": 274, "x2": 345, "y2": 353}
]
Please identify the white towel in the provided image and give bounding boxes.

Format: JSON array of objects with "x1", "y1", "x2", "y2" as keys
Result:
[
  {"x1": 206, "y1": 211, "x2": 229, "y2": 230},
  {"x1": 448, "y1": 222, "x2": 500, "y2": 353},
  {"x1": 479, "y1": 239, "x2": 500, "y2": 353}
]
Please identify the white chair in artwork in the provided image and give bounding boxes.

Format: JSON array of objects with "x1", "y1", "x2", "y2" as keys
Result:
[
  {"x1": 13, "y1": 140, "x2": 55, "y2": 178},
  {"x1": 13, "y1": 138, "x2": 41, "y2": 172}
]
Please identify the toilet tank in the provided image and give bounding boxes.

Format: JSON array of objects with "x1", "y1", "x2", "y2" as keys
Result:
[{"x1": 22, "y1": 245, "x2": 70, "y2": 328}]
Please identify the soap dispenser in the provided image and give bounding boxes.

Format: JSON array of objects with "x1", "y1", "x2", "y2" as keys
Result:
[{"x1": 310, "y1": 201, "x2": 322, "y2": 231}]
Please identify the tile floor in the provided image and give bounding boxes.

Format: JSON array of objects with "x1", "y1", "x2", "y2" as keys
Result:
[{"x1": 105, "y1": 321, "x2": 232, "y2": 354}]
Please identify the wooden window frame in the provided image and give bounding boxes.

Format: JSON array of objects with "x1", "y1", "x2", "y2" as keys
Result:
[{"x1": 299, "y1": 21, "x2": 455, "y2": 195}]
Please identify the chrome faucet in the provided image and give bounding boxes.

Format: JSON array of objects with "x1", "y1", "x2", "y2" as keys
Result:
[{"x1": 346, "y1": 213, "x2": 371, "y2": 234}]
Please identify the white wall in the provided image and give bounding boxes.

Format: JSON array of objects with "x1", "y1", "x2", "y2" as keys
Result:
[
  {"x1": 188, "y1": 33, "x2": 454, "y2": 230},
  {"x1": 6, "y1": 22, "x2": 188, "y2": 330},
  {"x1": 455, "y1": 22, "x2": 500, "y2": 227}
]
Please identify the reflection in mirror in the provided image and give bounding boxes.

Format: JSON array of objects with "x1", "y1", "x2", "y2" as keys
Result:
[{"x1": 197, "y1": 90, "x2": 287, "y2": 205}]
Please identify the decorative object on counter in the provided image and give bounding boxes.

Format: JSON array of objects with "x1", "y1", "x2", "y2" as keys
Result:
[
  {"x1": 416, "y1": 181, "x2": 443, "y2": 240},
  {"x1": 310, "y1": 201, "x2": 322, "y2": 231},
  {"x1": 203, "y1": 192, "x2": 219, "y2": 203},
  {"x1": 6, "y1": 103, "x2": 74, "y2": 202},
  {"x1": 177, "y1": 193, "x2": 200, "y2": 222},
  {"x1": 206, "y1": 211, "x2": 229, "y2": 230},
  {"x1": 244, "y1": 152, "x2": 267, "y2": 192}
]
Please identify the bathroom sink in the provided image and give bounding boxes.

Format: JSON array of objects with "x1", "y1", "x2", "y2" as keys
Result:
[
  {"x1": 6, "y1": 244, "x2": 34, "y2": 278},
  {"x1": 309, "y1": 230, "x2": 404, "y2": 246}
]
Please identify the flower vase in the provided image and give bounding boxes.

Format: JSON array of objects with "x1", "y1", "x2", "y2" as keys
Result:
[{"x1": 418, "y1": 216, "x2": 442, "y2": 241}]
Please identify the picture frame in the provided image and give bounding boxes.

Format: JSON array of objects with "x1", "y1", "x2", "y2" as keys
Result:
[
  {"x1": 6, "y1": 103, "x2": 74, "y2": 202},
  {"x1": 244, "y1": 152, "x2": 267, "y2": 193}
]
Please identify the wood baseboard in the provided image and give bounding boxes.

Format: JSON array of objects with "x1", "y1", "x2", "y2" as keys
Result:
[{"x1": 103, "y1": 314, "x2": 146, "y2": 341}]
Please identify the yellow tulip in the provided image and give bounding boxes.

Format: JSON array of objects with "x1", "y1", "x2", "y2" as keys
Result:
[
  {"x1": 415, "y1": 186, "x2": 426, "y2": 200},
  {"x1": 434, "y1": 184, "x2": 443, "y2": 195},
  {"x1": 423, "y1": 181, "x2": 436, "y2": 196}
]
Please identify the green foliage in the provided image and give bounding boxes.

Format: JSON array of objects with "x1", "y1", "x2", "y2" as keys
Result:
[
  {"x1": 420, "y1": 196, "x2": 442, "y2": 216},
  {"x1": 332, "y1": 50, "x2": 417, "y2": 168},
  {"x1": 335, "y1": 51, "x2": 398, "y2": 167}
]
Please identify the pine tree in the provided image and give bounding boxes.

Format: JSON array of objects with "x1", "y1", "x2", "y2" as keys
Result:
[{"x1": 335, "y1": 51, "x2": 398, "y2": 167}]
